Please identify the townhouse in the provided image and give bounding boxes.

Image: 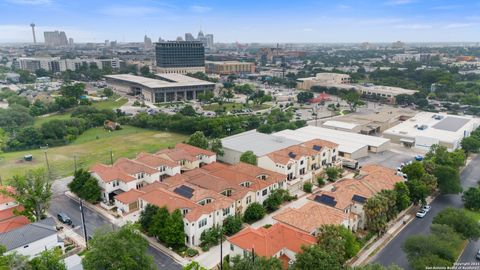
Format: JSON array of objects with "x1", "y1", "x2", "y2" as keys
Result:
[
  {"x1": 90, "y1": 143, "x2": 215, "y2": 209},
  {"x1": 228, "y1": 223, "x2": 317, "y2": 269},
  {"x1": 258, "y1": 139, "x2": 340, "y2": 192},
  {"x1": 309, "y1": 164, "x2": 404, "y2": 229},
  {"x1": 0, "y1": 186, "x2": 30, "y2": 233}
]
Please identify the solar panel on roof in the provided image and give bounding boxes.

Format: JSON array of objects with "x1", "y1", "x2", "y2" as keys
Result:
[
  {"x1": 312, "y1": 145, "x2": 322, "y2": 151},
  {"x1": 288, "y1": 152, "x2": 296, "y2": 158},
  {"x1": 314, "y1": 195, "x2": 337, "y2": 207},
  {"x1": 173, "y1": 185, "x2": 194, "y2": 199},
  {"x1": 352, "y1": 194, "x2": 367, "y2": 204}
]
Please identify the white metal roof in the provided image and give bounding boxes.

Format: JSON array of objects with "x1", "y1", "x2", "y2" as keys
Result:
[
  {"x1": 323, "y1": 120, "x2": 359, "y2": 130},
  {"x1": 221, "y1": 130, "x2": 301, "y2": 156},
  {"x1": 296, "y1": 126, "x2": 390, "y2": 147},
  {"x1": 104, "y1": 74, "x2": 215, "y2": 89}
]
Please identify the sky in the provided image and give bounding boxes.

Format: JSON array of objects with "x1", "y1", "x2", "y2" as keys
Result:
[{"x1": 0, "y1": 0, "x2": 480, "y2": 43}]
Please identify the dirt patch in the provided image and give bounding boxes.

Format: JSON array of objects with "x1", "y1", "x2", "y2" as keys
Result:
[{"x1": 153, "y1": 133, "x2": 172, "y2": 138}]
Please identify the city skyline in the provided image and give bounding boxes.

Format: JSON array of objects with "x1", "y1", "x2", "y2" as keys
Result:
[{"x1": 1, "y1": 0, "x2": 480, "y2": 43}]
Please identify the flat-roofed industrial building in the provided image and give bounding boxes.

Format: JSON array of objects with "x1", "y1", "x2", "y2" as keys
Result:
[
  {"x1": 104, "y1": 73, "x2": 215, "y2": 103},
  {"x1": 383, "y1": 112, "x2": 480, "y2": 151},
  {"x1": 274, "y1": 126, "x2": 390, "y2": 159}
]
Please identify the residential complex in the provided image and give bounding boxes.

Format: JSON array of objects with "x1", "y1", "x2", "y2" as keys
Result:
[
  {"x1": 104, "y1": 73, "x2": 215, "y2": 103},
  {"x1": 154, "y1": 41, "x2": 206, "y2": 74},
  {"x1": 90, "y1": 143, "x2": 287, "y2": 247}
]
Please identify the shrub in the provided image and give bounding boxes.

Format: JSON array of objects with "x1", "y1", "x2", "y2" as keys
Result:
[
  {"x1": 303, "y1": 182, "x2": 313, "y2": 193},
  {"x1": 243, "y1": 203, "x2": 266, "y2": 223},
  {"x1": 317, "y1": 177, "x2": 326, "y2": 187},
  {"x1": 186, "y1": 248, "x2": 199, "y2": 257},
  {"x1": 223, "y1": 215, "x2": 243, "y2": 236}
]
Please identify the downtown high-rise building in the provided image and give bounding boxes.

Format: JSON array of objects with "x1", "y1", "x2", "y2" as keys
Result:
[
  {"x1": 44, "y1": 30, "x2": 68, "y2": 47},
  {"x1": 154, "y1": 41, "x2": 205, "y2": 74},
  {"x1": 185, "y1": 33, "x2": 195, "y2": 41},
  {"x1": 144, "y1": 35, "x2": 153, "y2": 50}
]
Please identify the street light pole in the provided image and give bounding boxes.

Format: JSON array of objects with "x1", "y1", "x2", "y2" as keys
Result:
[{"x1": 79, "y1": 200, "x2": 88, "y2": 249}]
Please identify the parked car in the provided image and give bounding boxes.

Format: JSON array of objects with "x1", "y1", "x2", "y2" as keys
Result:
[
  {"x1": 57, "y1": 212, "x2": 72, "y2": 225},
  {"x1": 476, "y1": 249, "x2": 480, "y2": 260},
  {"x1": 416, "y1": 209, "x2": 427, "y2": 218},
  {"x1": 422, "y1": 205, "x2": 431, "y2": 212},
  {"x1": 415, "y1": 155, "x2": 424, "y2": 161}
]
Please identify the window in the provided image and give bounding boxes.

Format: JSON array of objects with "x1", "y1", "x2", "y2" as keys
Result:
[
  {"x1": 262, "y1": 189, "x2": 267, "y2": 196},
  {"x1": 246, "y1": 196, "x2": 252, "y2": 204},
  {"x1": 300, "y1": 160, "x2": 304, "y2": 165},
  {"x1": 198, "y1": 218, "x2": 207, "y2": 228},
  {"x1": 230, "y1": 244, "x2": 234, "y2": 251},
  {"x1": 223, "y1": 207, "x2": 230, "y2": 216}
]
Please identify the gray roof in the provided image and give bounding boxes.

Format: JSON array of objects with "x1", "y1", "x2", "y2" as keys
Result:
[
  {"x1": 0, "y1": 217, "x2": 57, "y2": 251},
  {"x1": 221, "y1": 130, "x2": 301, "y2": 156},
  {"x1": 433, "y1": 117, "x2": 470, "y2": 132}
]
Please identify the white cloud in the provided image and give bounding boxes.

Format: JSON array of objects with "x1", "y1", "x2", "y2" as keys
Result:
[
  {"x1": 303, "y1": 28, "x2": 313, "y2": 32},
  {"x1": 386, "y1": 0, "x2": 415, "y2": 5},
  {"x1": 5, "y1": 0, "x2": 51, "y2": 5},
  {"x1": 430, "y1": 5, "x2": 462, "y2": 10},
  {"x1": 99, "y1": 6, "x2": 162, "y2": 17},
  {"x1": 445, "y1": 23, "x2": 477, "y2": 29},
  {"x1": 395, "y1": 24, "x2": 432, "y2": 29},
  {"x1": 189, "y1": 5, "x2": 212, "y2": 13}
]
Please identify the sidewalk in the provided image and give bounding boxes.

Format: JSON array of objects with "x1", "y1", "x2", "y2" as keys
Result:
[
  {"x1": 64, "y1": 191, "x2": 123, "y2": 226},
  {"x1": 142, "y1": 235, "x2": 190, "y2": 266},
  {"x1": 195, "y1": 240, "x2": 230, "y2": 269}
]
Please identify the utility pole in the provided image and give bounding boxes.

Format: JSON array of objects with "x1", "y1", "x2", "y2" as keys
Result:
[
  {"x1": 79, "y1": 200, "x2": 88, "y2": 249},
  {"x1": 109, "y1": 149, "x2": 113, "y2": 165},
  {"x1": 219, "y1": 230, "x2": 223, "y2": 270},
  {"x1": 41, "y1": 145, "x2": 51, "y2": 179}
]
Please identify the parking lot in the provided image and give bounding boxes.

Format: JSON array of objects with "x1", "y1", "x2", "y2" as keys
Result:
[{"x1": 357, "y1": 149, "x2": 417, "y2": 170}]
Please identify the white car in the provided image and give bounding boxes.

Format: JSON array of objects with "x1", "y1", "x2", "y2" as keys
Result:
[
  {"x1": 422, "y1": 205, "x2": 431, "y2": 212},
  {"x1": 416, "y1": 210, "x2": 427, "y2": 218}
]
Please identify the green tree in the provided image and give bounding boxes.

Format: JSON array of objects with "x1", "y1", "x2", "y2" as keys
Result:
[
  {"x1": 163, "y1": 209, "x2": 186, "y2": 249},
  {"x1": 183, "y1": 261, "x2": 207, "y2": 270},
  {"x1": 303, "y1": 182, "x2": 313, "y2": 193},
  {"x1": 179, "y1": 105, "x2": 197, "y2": 116},
  {"x1": 60, "y1": 83, "x2": 85, "y2": 100},
  {"x1": 461, "y1": 136, "x2": 480, "y2": 154},
  {"x1": 432, "y1": 207, "x2": 480, "y2": 239},
  {"x1": 230, "y1": 254, "x2": 283, "y2": 270},
  {"x1": 210, "y1": 139, "x2": 224, "y2": 157},
  {"x1": 29, "y1": 248, "x2": 66, "y2": 270},
  {"x1": 68, "y1": 169, "x2": 101, "y2": 203},
  {"x1": 463, "y1": 187, "x2": 480, "y2": 211},
  {"x1": 243, "y1": 202, "x2": 265, "y2": 223},
  {"x1": 353, "y1": 263, "x2": 403, "y2": 270},
  {"x1": 186, "y1": 131, "x2": 209, "y2": 150},
  {"x1": 340, "y1": 89, "x2": 364, "y2": 112},
  {"x1": 263, "y1": 189, "x2": 289, "y2": 212},
  {"x1": 406, "y1": 179, "x2": 428, "y2": 205},
  {"x1": 151, "y1": 206, "x2": 171, "y2": 242},
  {"x1": 293, "y1": 245, "x2": 342, "y2": 270},
  {"x1": 223, "y1": 215, "x2": 243, "y2": 236},
  {"x1": 139, "y1": 204, "x2": 159, "y2": 233},
  {"x1": 82, "y1": 225, "x2": 155, "y2": 270},
  {"x1": 239, "y1": 151, "x2": 257, "y2": 165},
  {"x1": 325, "y1": 167, "x2": 342, "y2": 181},
  {"x1": 103, "y1": 88, "x2": 114, "y2": 97},
  {"x1": 401, "y1": 162, "x2": 425, "y2": 180},
  {"x1": 0, "y1": 245, "x2": 29, "y2": 270},
  {"x1": 317, "y1": 225, "x2": 361, "y2": 263},
  {"x1": 393, "y1": 182, "x2": 410, "y2": 211},
  {"x1": 200, "y1": 226, "x2": 222, "y2": 249},
  {"x1": 433, "y1": 165, "x2": 462, "y2": 194},
  {"x1": 296, "y1": 92, "x2": 314, "y2": 103},
  {"x1": 0, "y1": 128, "x2": 6, "y2": 153},
  {"x1": 1, "y1": 169, "x2": 52, "y2": 221},
  {"x1": 364, "y1": 195, "x2": 388, "y2": 235}
]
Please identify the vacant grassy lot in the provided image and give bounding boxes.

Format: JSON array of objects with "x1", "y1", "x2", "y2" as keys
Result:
[
  {"x1": 34, "y1": 113, "x2": 72, "y2": 127},
  {"x1": 0, "y1": 126, "x2": 186, "y2": 180},
  {"x1": 203, "y1": 102, "x2": 270, "y2": 112}
]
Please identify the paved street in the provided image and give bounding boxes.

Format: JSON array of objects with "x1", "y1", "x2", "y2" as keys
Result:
[
  {"x1": 357, "y1": 150, "x2": 415, "y2": 170},
  {"x1": 372, "y1": 155, "x2": 480, "y2": 269},
  {"x1": 48, "y1": 178, "x2": 182, "y2": 270}
]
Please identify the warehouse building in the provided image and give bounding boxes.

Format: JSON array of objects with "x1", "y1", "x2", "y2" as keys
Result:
[
  {"x1": 104, "y1": 73, "x2": 215, "y2": 103},
  {"x1": 383, "y1": 112, "x2": 480, "y2": 151},
  {"x1": 220, "y1": 130, "x2": 301, "y2": 164},
  {"x1": 274, "y1": 126, "x2": 390, "y2": 159}
]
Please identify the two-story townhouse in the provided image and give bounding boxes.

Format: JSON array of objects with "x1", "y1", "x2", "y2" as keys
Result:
[
  {"x1": 228, "y1": 223, "x2": 317, "y2": 269},
  {"x1": 156, "y1": 143, "x2": 216, "y2": 171},
  {"x1": 308, "y1": 164, "x2": 404, "y2": 229},
  {"x1": 135, "y1": 152, "x2": 181, "y2": 181},
  {"x1": 116, "y1": 182, "x2": 235, "y2": 247},
  {"x1": 90, "y1": 163, "x2": 137, "y2": 204}
]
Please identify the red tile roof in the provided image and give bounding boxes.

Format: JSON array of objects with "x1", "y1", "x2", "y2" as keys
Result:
[
  {"x1": 135, "y1": 152, "x2": 178, "y2": 168},
  {"x1": 90, "y1": 163, "x2": 136, "y2": 183},
  {"x1": 115, "y1": 190, "x2": 144, "y2": 204},
  {"x1": 228, "y1": 223, "x2": 316, "y2": 257},
  {"x1": 0, "y1": 216, "x2": 30, "y2": 233},
  {"x1": 0, "y1": 186, "x2": 16, "y2": 205},
  {"x1": 175, "y1": 143, "x2": 216, "y2": 157}
]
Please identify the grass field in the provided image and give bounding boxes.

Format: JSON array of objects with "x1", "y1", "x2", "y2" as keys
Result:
[
  {"x1": 34, "y1": 113, "x2": 72, "y2": 127},
  {"x1": 203, "y1": 102, "x2": 270, "y2": 112},
  {"x1": 465, "y1": 209, "x2": 480, "y2": 222},
  {"x1": 0, "y1": 126, "x2": 186, "y2": 180}
]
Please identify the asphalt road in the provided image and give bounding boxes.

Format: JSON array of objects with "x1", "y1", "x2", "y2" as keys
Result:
[
  {"x1": 48, "y1": 179, "x2": 182, "y2": 270},
  {"x1": 358, "y1": 150, "x2": 415, "y2": 170},
  {"x1": 372, "y1": 155, "x2": 480, "y2": 269}
]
